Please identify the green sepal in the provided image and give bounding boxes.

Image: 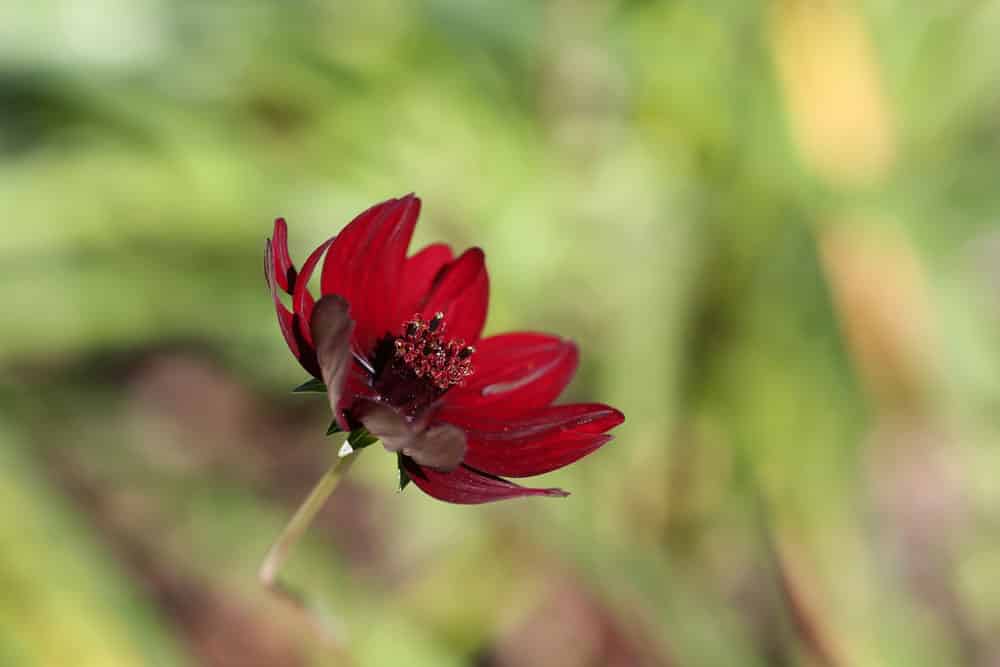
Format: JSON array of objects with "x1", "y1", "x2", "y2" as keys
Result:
[
  {"x1": 347, "y1": 427, "x2": 379, "y2": 450},
  {"x1": 292, "y1": 378, "x2": 327, "y2": 393},
  {"x1": 397, "y1": 454, "x2": 411, "y2": 491},
  {"x1": 326, "y1": 420, "x2": 343, "y2": 436}
]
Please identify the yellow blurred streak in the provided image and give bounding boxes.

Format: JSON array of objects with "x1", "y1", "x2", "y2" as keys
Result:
[
  {"x1": 770, "y1": 0, "x2": 896, "y2": 188},
  {"x1": 819, "y1": 221, "x2": 937, "y2": 415},
  {"x1": 773, "y1": 537, "x2": 858, "y2": 667}
]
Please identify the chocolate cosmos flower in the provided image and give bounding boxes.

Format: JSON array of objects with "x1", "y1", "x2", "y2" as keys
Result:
[{"x1": 265, "y1": 194, "x2": 624, "y2": 503}]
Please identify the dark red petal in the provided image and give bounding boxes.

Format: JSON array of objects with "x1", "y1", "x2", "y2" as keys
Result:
[
  {"x1": 352, "y1": 196, "x2": 421, "y2": 354},
  {"x1": 320, "y1": 199, "x2": 396, "y2": 298},
  {"x1": 270, "y1": 218, "x2": 296, "y2": 294},
  {"x1": 444, "y1": 403, "x2": 624, "y2": 477},
  {"x1": 266, "y1": 239, "x2": 310, "y2": 369},
  {"x1": 319, "y1": 198, "x2": 401, "y2": 354},
  {"x1": 311, "y1": 295, "x2": 356, "y2": 431},
  {"x1": 418, "y1": 248, "x2": 489, "y2": 344},
  {"x1": 343, "y1": 366, "x2": 376, "y2": 404},
  {"x1": 445, "y1": 333, "x2": 579, "y2": 415},
  {"x1": 468, "y1": 432, "x2": 614, "y2": 478},
  {"x1": 292, "y1": 236, "x2": 337, "y2": 348},
  {"x1": 438, "y1": 402, "x2": 623, "y2": 433},
  {"x1": 396, "y1": 243, "x2": 454, "y2": 324},
  {"x1": 402, "y1": 459, "x2": 568, "y2": 504},
  {"x1": 444, "y1": 261, "x2": 488, "y2": 344}
]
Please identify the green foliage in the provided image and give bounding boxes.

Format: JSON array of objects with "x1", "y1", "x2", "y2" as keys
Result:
[
  {"x1": 347, "y1": 428, "x2": 380, "y2": 451},
  {"x1": 326, "y1": 419, "x2": 343, "y2": 436},
  {"x1": 294, "y1": 378, "x2": 327, "y2": 394},
  {"x1": 0, "y1": 424, "x2": 186, "y2": 667}
]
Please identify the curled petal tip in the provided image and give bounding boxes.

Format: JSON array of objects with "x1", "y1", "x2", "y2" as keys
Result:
[{"x1": 269, "y1": 217, "x2": 297, "y2": 294}]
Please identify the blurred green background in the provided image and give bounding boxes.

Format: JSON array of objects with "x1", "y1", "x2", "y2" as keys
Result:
[{"x1": 3, "y1": 1, "x2": 1000, "y2": 665}]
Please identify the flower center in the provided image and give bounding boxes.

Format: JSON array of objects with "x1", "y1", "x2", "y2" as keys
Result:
[
  {"x1": 367, "y1": 312, "x2": 474, "y2": 417},
  {"x1": 392, "y1": 312, "x2": 474, "y2": 390}
]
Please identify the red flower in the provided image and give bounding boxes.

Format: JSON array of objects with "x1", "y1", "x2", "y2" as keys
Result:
[{"x1": 265, "y1": 194, "x2": 624, "y2": 504}]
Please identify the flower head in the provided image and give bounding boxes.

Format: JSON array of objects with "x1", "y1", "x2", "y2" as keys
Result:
[{"x1": 265, "y1": 194, "x2": 624, "y2": 503}]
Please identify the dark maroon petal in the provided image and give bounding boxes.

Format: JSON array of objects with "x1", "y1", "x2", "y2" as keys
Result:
[
  {"x1": 311, "y1": 295, "x2": 356, "y2": 431},
  {"x1": 352, "y1": 195, "x2": 420, "y2": 354},
  {"x1": 395, "y1": 243, "x2": 453, "y2": 325},
  {"x1": 402, "y1": 459, "x2": 568, "y2": 504},
  {"x1": 292, "y1": 236, "x2": 337, "y2": 348},
  {"x1": 413, "y1": 424, "x2": 468, "y2": 472},
  {"x1": 444, "y1": 333, "x2": 579, "y2": 415},
  {"x1": 270, "y1": 218, "x2": 297, "y2": 294},
  {"x1": 444, "y1": 403, "x2": 624, "y2": 477},
  {"x1": 358, "y1": 401, "x2": 466, "y2": 472},
  {"x1": 418, "y1": 248, "x2": 489, "y2": 344}
]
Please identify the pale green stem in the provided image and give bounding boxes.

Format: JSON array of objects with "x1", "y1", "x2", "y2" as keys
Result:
[{"x1": 258, "y1": 448, "x2": 360, "y2": 588}]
